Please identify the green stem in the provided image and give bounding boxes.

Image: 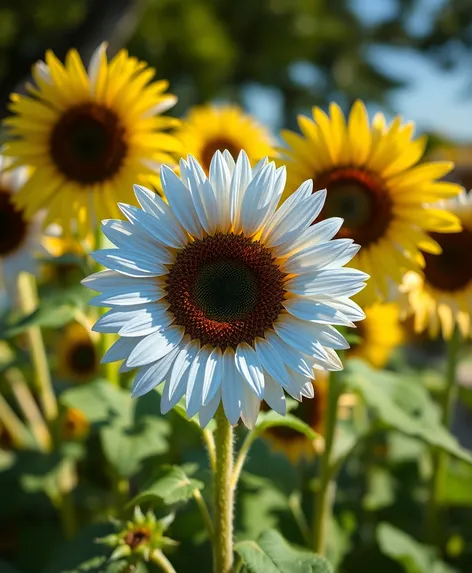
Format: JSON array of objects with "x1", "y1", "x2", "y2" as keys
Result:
[
  {"x1": 193, "y1": 489, "x2": 214, "y2": 539},
  {"x1": 151, "y1": 549, "x2": 178, "y2": 573},
  {"x1": 0, "y1": 392, "x2": 30, "y2": 448},
  {"x1": 231, "y1": 427, "x2": 258, "y2": 491},
  {"x1": 55, "y1": 459, "x2": 78, "y2": 539},
  {"x1": 312, "y1": 369, "x2": 342, "y2": 554},
  {"x1": 17, "y1": 272, "x2": 58, "y2": 423},
  {"x1": 426, "y1": 328, "x2": 460, "y2": 544},
  {"x1": 289, "y1": 492, "x2": 311, "y2": 547},
  {"x1": 203, "y1": 428, "x2": 217, "y2": 474},
  {"x1": 213, "y1": 405, "x2": 234, "y2": 573}
]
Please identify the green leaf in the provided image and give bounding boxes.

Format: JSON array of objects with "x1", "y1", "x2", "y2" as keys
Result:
[
  {"x1": 131, "y1": 465, "x2": 204, "y2": 506},
  {"x1": 5, "y1": 286, "x2": 90, "y2": 337},
  {"x1": 256, "y1": 410, "x2": 319, "y2": 441},
  {"x1": 235, "y1": 529, "x2": 333, "y2": 573},
  {"x1": 377, "y1": 523, "x2": 458, "y2": 573},
  {"x1": 101, "y1": 416, "x2": 170, "y2": 478},
  {"x1": 345, "y1": 359, "x2": 472, "y2": 463},
  {"x1": 439, "y1": 458, "x2": 472, "y2": 506},
  {"x1": 60, "y1": 380, "x2": 132, "y2": 426}
]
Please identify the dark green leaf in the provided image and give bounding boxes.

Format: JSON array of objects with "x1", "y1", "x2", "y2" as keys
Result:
[
  {"x1": 101, "y1": 416, "x2": 170, "y2": 478},
  {"x1": 377, "y1": 523, "x2": 458, "y2": 573},
  {"x1": 235, "y1": 529, "x2": 333, "y2": 573},
  {"x1": 345, "y1": 359, "x2": 472, "y2": 463},
  {"x1": 131, "y1": 465, "x2": 204, "y2": 506}
]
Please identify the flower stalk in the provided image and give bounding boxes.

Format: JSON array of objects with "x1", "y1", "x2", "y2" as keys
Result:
[
  {"x1": 427, "y1": 327, "x2": 460, "y2": 544},
  {"x1": 312, "y1": 368, "x2": 343, "y2": 554},
  {"x1": 212, "y1": 405, "x2": 234, "y2": 573},
  {"x1": 17, "y1": 272, "x2": 58, "y2": 423}
]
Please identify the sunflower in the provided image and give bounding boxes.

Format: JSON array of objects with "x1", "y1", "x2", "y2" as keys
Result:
[
  {"x1": 60, "y1": 407, "x2": 90, "y2": 441},
  {"x1": 56, "y1": 322, "x2": 99, "y2": 383},
  {"x1": 0, "y1": 155, "x2": 45, "y2": 292},
  {"x1": 262, "y1": 373, "x2": 328, "y2": 462},
  {"x1": 348, "y1": 303, "x2": 403, "y2": 368},
  {"x1": 83, "y1": 151, "x2": 367, "y2": 427},
  {"x1": 280, "y1": 100, "x2": 462, "y2": 306},
  {"x1": 173, "y1": 105, "x2": 275, "y2": 174},
  {"x1": 401, "y1": 190, "x2": 472, "y2": 339},
  {"x1": 3, "y1": 43, "x2": 180, "y2": 237}
]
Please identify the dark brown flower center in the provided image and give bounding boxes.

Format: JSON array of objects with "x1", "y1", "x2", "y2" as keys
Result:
[
  {"x1": 0, "y1": 189, "x2": 28, "y2": 256},
  {"x1": 314, "y1": 168, "x2": 392, "y2": 246},
  {"x1": 262, "y1": 381, "x2": 323, "y2": 441},
  {"x1": 201, "y1": 138, "x2": 241, "y2": 174},
  {"x1": 166, "y1": 233, "x2": 286, "y2": 348},
  {"x1": 423, "y1": 229, "x2": 472, "y2": 292},
  {"x1": 68, "y1": 341, "x2": 98, "y2": 377},
  {"x1": 124, "y1": 527, "x2": 151, "y2": 549},
  {"x1": 50, "y1": 103, "x2": 127, "y2": 184}
]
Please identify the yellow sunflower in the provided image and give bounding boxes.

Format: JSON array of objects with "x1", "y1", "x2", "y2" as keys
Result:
[
  {"x1": 401, "y1": 190, "x2": 472, "y2": 339},
  {"x1": 173, "y1": 104, "x2": 275, "y2": 174},
  {"x1": 348, "y1": 303, "x2": 403, "y2": 368},
  {"x1": 280, "y1": 100, "x2": 462, "y2": 306},
  {"x1": 56, "y1": 322, "x2": 99, "y2": 383},
  {"x1": 2, "y1": 43, "x2": 180, "y2": 237},
  {"x1": 262, "y1": 374, "x2": 328, "y2": 462}
]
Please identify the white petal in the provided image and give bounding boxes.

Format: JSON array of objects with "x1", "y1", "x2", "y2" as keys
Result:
[
  {"x1": 221, "y1": 348, "x2": 243, "y2": 425},
  {"x1": 199, "y1": 389, "x2": 221, "y2": 428},
  {"x1": 254, "y1": 337, "x2": 291, "y2": 389},
  {"x1": 92, "y1": 249, "x2": 166, "y2": 278},
  {"x1": 287, "y1": 268, "x2": 369, "y2": 297},
  {"x1": 82, "y1": 270, "x2": 156, "y2": 293},
  {"x1": 263, "y1": 374, "x2": 286, "y2": 416},
  {"x1": 252, "y1": 157, "x2": 268, "y2": 177},
  {"x1": 202, "y1": 346, "x2": 223, "y2": 405},
  {"x1": 273, "y1": 315, "x2": 337, "y2": 362},
  {"x1": 281, "y1": 239, "x2": 354, "y2": 273},
  {"x1": 235, "y1": 343, "x2": 264, "y2": 398},
  {"x1": 222, "y1": 150, "x2": 236, "y2": 173},
  {"x1": 101, "y1": 219, "x2": 173, "y2": 264},
  {"x1": 88, "y1": 42, "x2": 107, "y2": 93},
  {"x1": 230, "y1": 151, "x2": 252, "y2": 231},
  {"x1": 160, "y1": 376, "x2": 187, "y2": 415},
  {"x1": 264, "y1": 191, "x2": 327, "y2": 248},
  {"x1": 131, "y1": 346, "x2": 180, "y2": 398},
  {"x1": 241, "y1": 383, "x2": 260, "y2": 429},
  {"x1": 240, "y1": 162, "x2": 276, "y2": 236},
  {"x1": 168, "y1": 340, "x2": 200, "y2": 398},
  {"x1": 261, "y1": 180, "x2": 317, "y2": 243},
  {"x1": 119, "y1": 305, "x2": 172, "y2": 337},
  {"x1": 210, "y1": 151, "x2": 232, "y2": 231},
  {"x1": 126, "y1": 327, "x2": 184, "y2": 367},
  {"x1": 160, "y1": 166, "x2": 203, "y2": 238},
  {"x1": 272, "y1": 217, "x2": 343, "y2": 258},
  {"x1": 263, "y1": 330, "x2": 314, "y2": 377},
  {"x1": 93, "y1": 306, "x2": 144, "y2": 333},
  {"x1": 186, "y1": 348, "x2": 211, "y2": 418},
  {"x1": 323, "y1": 244, "x2": 361, "y2": 269},
  {"x1": 119, "y1": 201, "x2": 186, "y2": 248},
  {"x1": 141, "y1": 95, "x2": 177, "y2": 117},
  {"x1": 185, "y1": 163, "x2": 218, "y2": 235},
  {"x1": 288, "y1": 371, "x2": 315, "y2": 399},
  {"x1": 282, "y1": 297, "x2": 355, "y2": 327},
  {"x1": 314, "y1": 296, "x2": 366, "y2": 322},
  {"x1": 89, "y1": 284, "x2": 165, "y2": 307},
  {"x1": 102, "y1": 336, "x2": 141, "y2": 363}
]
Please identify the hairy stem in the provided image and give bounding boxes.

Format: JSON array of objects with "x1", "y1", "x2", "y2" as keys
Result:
[{"x1": 212, "y1": 405, "x2": 234, "y2": 573}]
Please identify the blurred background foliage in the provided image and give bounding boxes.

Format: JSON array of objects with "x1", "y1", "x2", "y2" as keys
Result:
[{"x1": 1, "y1": 0, "x2": 472, "y2": 129}]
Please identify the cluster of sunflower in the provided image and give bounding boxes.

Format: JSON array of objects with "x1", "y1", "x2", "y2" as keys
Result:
[{"x1": 0, "y1": 42, "x2": 471, "y2": 573}]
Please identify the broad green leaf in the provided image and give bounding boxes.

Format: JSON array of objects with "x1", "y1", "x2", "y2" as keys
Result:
[
  {"x1": 101, "y1": 416, "x2": 170, "y2": 478},
  {"x1": 345, "y1": 359, "x2": 472, "y2": 463},
  {"x1": 439, "y1": 458, "x2": 472, "y2": 506},
  {"x1": 131, "y1": 465, "x2": 204, "y2": 506},
  {"x1": 60, "y1": 380, "x2": 132, "y2": 426},
  {"x1": 235, "y1": 529, "x2": 333, "y2": 573},
  {"x1": 256, "y1": 410, "x2": 319, "y2": 441},
  {"x1": 377, "y1": 523, "x2": 457, "y2": 573}
]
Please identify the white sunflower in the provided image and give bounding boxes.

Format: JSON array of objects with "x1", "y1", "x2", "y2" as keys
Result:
[
  {"x1": 83, "y1": 151, "x2": 368, "y2": 428},
  {"x1": 0, "y1": 154, "x2": 45, "y2": 293}
]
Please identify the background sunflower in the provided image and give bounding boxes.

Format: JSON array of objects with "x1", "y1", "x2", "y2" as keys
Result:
[
  {"x1": 3, "y1": 44, "x2": 180, "y2": 237},
  {"x1": 173, "y1": 104, "x2": 275, "y2": 173},
  {"x1": 279, "y1": 101, "x2": 463, "y2": 307}
]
